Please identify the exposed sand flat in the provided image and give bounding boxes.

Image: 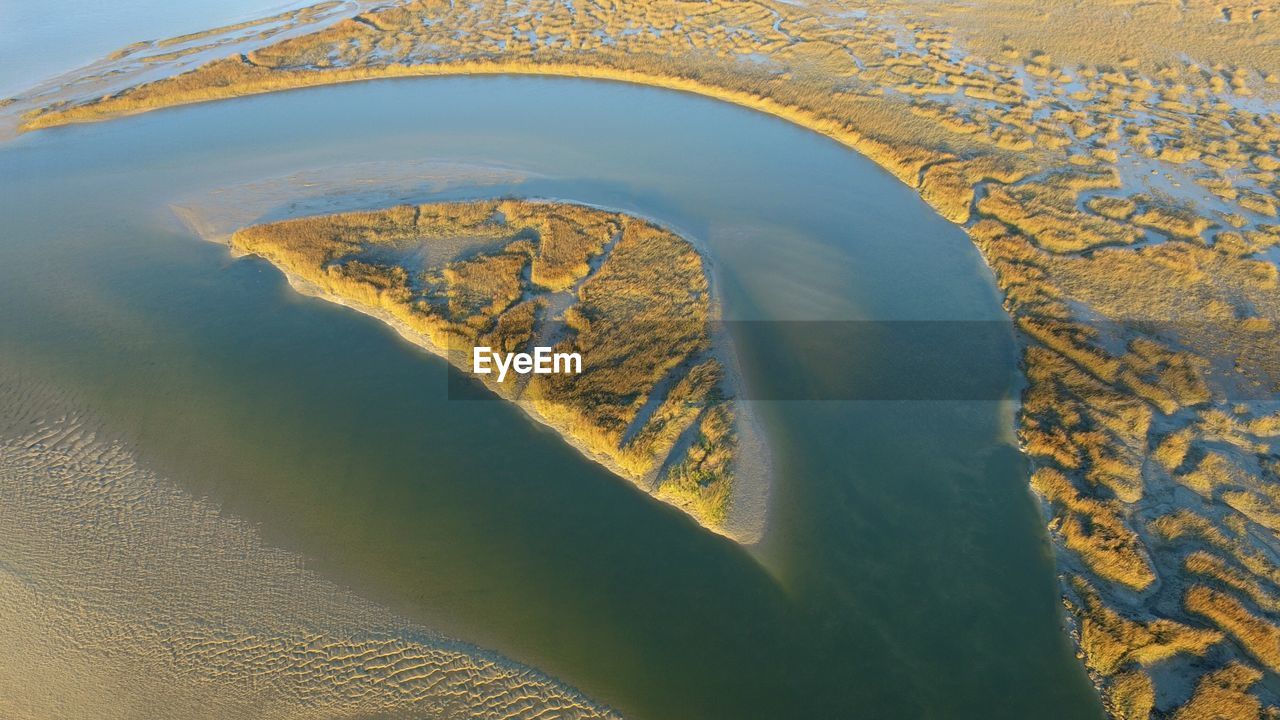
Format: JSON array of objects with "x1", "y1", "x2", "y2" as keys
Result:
[
  {"x1": 717, "y1": 399, "x2": 771, "y2": 544},
  {"x1": 0, "y1": 372, "x2": 618, "y2": 720}
]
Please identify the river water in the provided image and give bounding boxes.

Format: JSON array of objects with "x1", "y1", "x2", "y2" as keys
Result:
[{"x1": 0, "y1": 68, "x2": 1104, "y2": 719}]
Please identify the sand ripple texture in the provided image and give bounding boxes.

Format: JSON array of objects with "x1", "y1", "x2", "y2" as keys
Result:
[{"x1": 0, "y1": 375, "x2": 619, "y2": 720}]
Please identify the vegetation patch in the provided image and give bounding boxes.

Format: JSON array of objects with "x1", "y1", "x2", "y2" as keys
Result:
[{"x1": 232, "y1": 199, "x2": 746, "y2": 535}]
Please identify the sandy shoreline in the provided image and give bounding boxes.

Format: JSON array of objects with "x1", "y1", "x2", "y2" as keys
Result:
[{"x1": 0, "y1": 368, "x2": 619, "y2": 720}]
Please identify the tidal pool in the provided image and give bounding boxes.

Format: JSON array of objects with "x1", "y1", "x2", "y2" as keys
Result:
[{"x1": 0, "y1": 76, "x2": 1105, "y2": 719}]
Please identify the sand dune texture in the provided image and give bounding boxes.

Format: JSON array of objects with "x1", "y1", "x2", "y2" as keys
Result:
[{"x1": 0, "y1": 374, "x2": 618, "y2": 720}]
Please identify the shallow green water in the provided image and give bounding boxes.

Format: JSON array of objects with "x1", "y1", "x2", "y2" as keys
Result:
[{"x1": 0, "y1": 77, "x2": 1104, "y2": 719}]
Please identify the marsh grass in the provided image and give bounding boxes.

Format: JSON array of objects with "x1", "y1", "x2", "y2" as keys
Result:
[{"x1": 232, "y1": 199, "x2": 741, "y2": 532}]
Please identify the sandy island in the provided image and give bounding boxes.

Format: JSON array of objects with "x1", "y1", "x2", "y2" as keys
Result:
[{"x1": 226, "y1": 198, "x2": 772, "y2": 543}]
